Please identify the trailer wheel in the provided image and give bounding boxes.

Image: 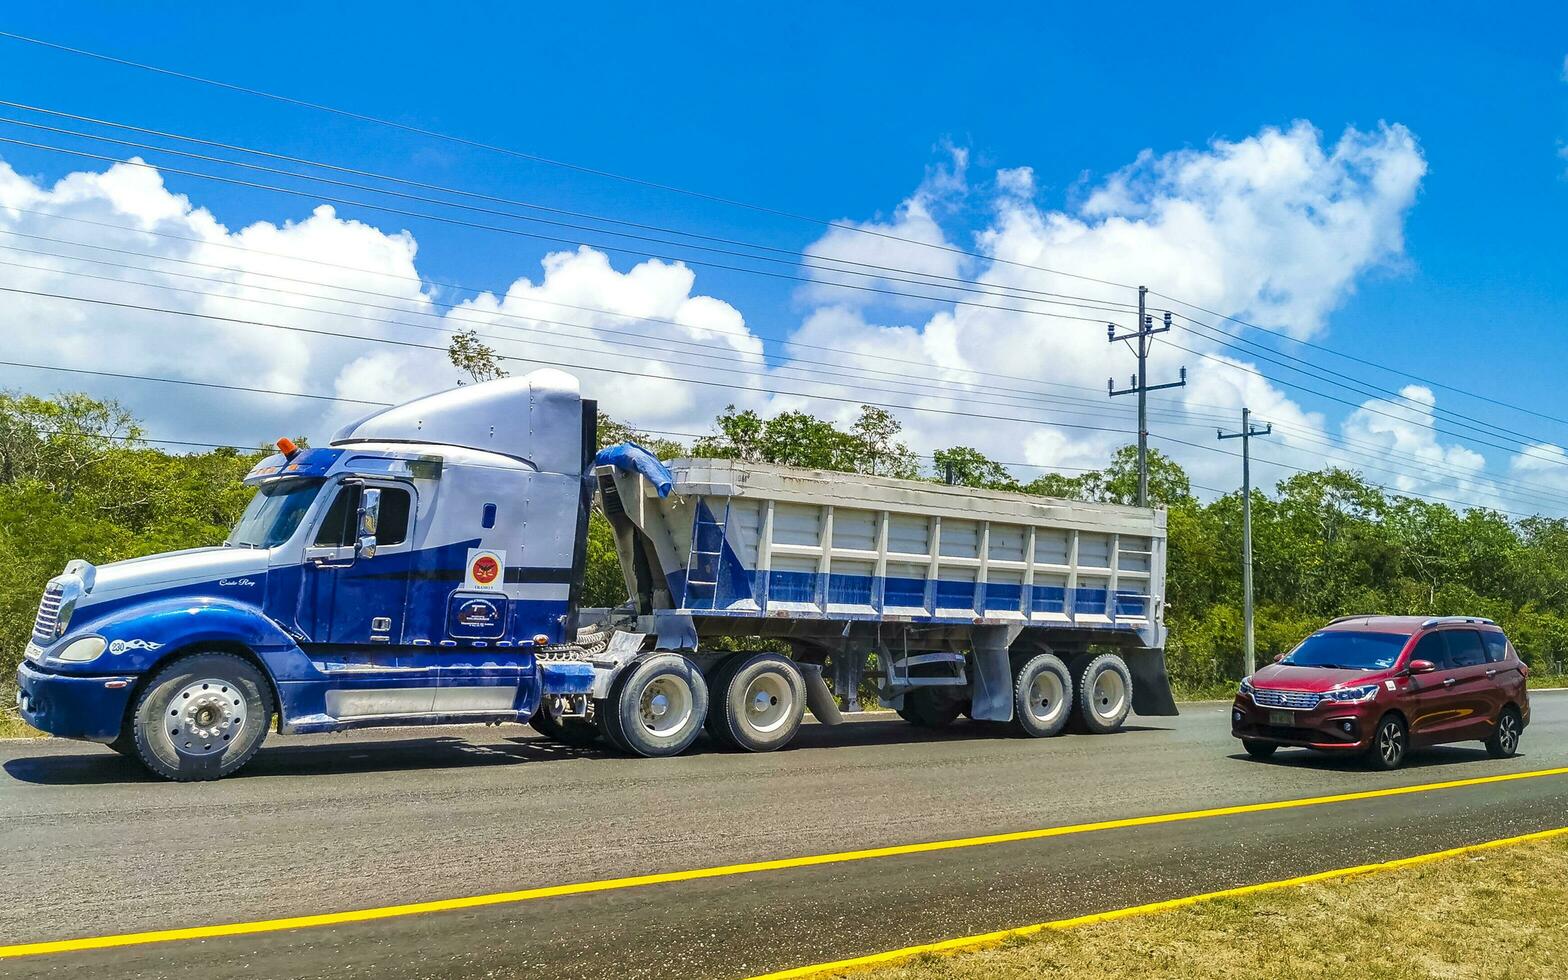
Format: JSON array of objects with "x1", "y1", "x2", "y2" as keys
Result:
[
  {"x1": 1073, "y1": 653, "x2": 1133, "y2": 734},
  {"x1": 897, "y1": 689, "x2": 963, "y2": 729},
  {"x1": 601, "y1": 653, "x2": 708, "y2": 757},
  {"x1": 713, "y1": 653, "x2": 806, "y2": 752},
  {"x1": 129, "y1": 652, "x2": 273, "y2": 782},
  {"x1": 703, "y1": 654, "x2": 743, "y2": 741},
  {"x1": 1011, "y1": 654, "x2": 1073, "y2": 738}
]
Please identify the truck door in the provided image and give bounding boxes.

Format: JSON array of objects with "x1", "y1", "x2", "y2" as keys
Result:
[{"x1": 303, "y1": 481, "x2": 416, "y2": 644}]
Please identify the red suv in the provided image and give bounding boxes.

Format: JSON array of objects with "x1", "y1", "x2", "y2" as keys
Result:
[{"x1": 1230, "y1": 616, "x2": 1530, "y2": 769}]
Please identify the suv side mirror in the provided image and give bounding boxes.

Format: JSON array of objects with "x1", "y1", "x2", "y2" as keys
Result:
[
  {"x1": 355, "y1": 487, "x2": 381, "y2": 559},
  {"x1": 1407, "y1": 658, "x2": 1436, "y2": 675}
]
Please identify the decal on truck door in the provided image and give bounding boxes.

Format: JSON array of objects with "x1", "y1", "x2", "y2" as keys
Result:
[{"x1": 466, "y1": 548, "x2": 505, "y2": 591}]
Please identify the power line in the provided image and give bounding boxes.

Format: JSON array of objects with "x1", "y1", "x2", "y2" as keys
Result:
[
  {"x1": 0, "y1": 30, "x2": 1135, "y2": 292},
  {"x1": 0, "y1": 101, "x2": 1148, "y2": 317},
  {"x1": 0, "y1": 131, "x2": 1138, "y2": 324}
]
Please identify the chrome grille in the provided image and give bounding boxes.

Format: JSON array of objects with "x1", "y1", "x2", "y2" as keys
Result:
[
  {"x1": 1252, "y1": 688, "x2": 1321, "y2": 711},
  {"x1": 31, "y1": 585, "x2": 63, "y2": 645}
]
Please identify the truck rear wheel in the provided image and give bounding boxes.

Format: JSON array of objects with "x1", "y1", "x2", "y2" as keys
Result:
[
  {"x1": 601, "y1": 653, "x2": 708, "y2": 757},
  {"x1": 711, "y1": 653, "x2": 806, "y2": 752},
  {"x1": 1011, "y1": 654, "x2": 1073, "y2": 738},
  {"x1": 897, "y1": 688, "x2": 963, "y2": 729},
  {"x1": 129, "y1": 652, "x2": 273, "y2": 782},
  {"x1": 1072, "y1": 653, "x2": 1133, "y2": 734}
]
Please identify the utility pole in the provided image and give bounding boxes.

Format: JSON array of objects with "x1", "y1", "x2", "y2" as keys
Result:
[
  {"x1": 1108, "y1": 286, "x2": 1186, "y2": 506},
  {"x1": 1218, "y1": 407, "x2": 1273, "y2": 677}
]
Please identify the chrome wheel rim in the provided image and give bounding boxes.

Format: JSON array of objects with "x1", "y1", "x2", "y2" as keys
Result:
[
  {"x1": 638, "y1": 675, "x2": 693, "y2": 738},
  {"x1": 1379, "y1": 721, "x2": 1404, "y2": 765},
  {"x1": 742, "y1": 671, "x2": 792, "y2": 735},
  {"x1": 1027, "y1": 670, "x2": 1067, "y2": 727},
  {"x1": 1090, "y1": 668, "x2": 1127, "y2": 724},
  {"x1": 165, "y1": 678, "x2": 245, "y2": 755},
  {"x1": 1499, "y1": 714, "x2": 1519, "y2": 753}
]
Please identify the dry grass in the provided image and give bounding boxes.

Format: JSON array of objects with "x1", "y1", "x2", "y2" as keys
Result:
[
  {"x1": 0, "y1": 708, "x2": 41, "y2": 739},
  {"x1": 832, "y1": 837, "x2": 1568, "y2": 980}
]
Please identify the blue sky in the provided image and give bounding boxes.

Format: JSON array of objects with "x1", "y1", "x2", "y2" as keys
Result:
[{"x1": 1, "y1": 3, "x2": 1566, "y2": 510}]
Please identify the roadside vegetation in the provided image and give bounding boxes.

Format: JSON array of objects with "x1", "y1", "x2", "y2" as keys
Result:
[
  {"x1": 827, "y1": 835, "x2": 1568, "y2": 980},
  {"x1": 4, "y1": 380, "x2": 1568, "y2": 734}
]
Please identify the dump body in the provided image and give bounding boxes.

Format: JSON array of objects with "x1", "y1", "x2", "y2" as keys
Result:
[{"x1": 597, "y1": 456, "x2": 1177, "y2": 717}]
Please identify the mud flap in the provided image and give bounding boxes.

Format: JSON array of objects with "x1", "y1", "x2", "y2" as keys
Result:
[
  {"x1": 798, "y1": 663, "x2": 844, "y2": 726},
  {"x1": 1127, "y1": 648, "x2": 1180, "y2": 716},
  {"x1": 969, "y1": 625, "x2": 1021, "y2": 722}
]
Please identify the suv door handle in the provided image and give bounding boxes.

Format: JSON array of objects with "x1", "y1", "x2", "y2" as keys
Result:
[
  {"x1": 1485, "y1": 668, "x2": 1498, "y2": 678},
  {"x1": 1442, "y1": 677, "x2": 1457, "y2": 687}
]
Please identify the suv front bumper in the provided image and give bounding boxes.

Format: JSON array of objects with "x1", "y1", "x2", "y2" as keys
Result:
[
  {"x1": 15, "y1": 661, "x2": 138, "y2": 743},
  {"x1": 1230, "y1": 694, "x2": 1381, "y2": 751}
]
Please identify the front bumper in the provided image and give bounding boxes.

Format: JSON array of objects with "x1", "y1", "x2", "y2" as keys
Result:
[
  {"x1": 15, "y1": 661, "x2": 139, "y2": 743},
  {"x1": 1230, "y1": 693, "x2": 1380, "y2": 751}
]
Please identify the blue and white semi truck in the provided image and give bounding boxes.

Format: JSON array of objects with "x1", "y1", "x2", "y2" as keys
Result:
[{"x1": 15, "y1": 369, "x2": 1178, "y2": 780}]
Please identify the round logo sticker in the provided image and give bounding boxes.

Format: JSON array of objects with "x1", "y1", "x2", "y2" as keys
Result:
[{"x1": 471, "y1": 555, "x2": 501, "y2": 586}]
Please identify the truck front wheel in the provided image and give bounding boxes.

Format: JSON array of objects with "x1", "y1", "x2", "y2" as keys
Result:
[
  {"x1": 601, "y1": 654, "x2": 708, "y2": 757},
  {"x1": 129, "y1": 652, "x2": 274, "y2": 782}
]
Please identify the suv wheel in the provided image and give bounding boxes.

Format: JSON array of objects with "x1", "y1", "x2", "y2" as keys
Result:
[
  {"x1": 1485, "y1": 706, "x2": 1522, "y2": 759},
  {"x1": 1366, "y1": 714, "x2": 1408, "y2": 771}
]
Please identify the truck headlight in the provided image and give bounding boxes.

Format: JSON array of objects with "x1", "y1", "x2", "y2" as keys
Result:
[
  {"x1": 1325, "y1": 683, "x2": 1379, "y2": 703},
  {"x1": 56, "y1": 636, "x2": 107, "y2": 663}
]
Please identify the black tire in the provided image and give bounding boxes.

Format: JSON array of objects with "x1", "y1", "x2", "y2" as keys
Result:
[
  {"x1": 1242, "y1": 739, "x2": 1278, "y2": 759},
  {"x1": 1072, "y1": 653, "x2": 1134, "y2": 734},
  {"x1": 1486, "y1": 706, "x2": 1523, "y2": 759},
  {"x1": 530, "y1": 700, "x2": 601, "y2": 748},
  {"x1": 600, "y1": 654, "x2": 708, "y2": 757},
  {"x1": 896, "y1": 688, "x2": 964, "y2": 729},
  {"x1": 703, "y1": 654, "x2": 743, "y2": 743},
  {"x1": 1366, "y1": 713, "x2": 1408, "y2": 771},
  {"x1": 712, "y1": 653, "x2": 806, "y2": 752},
  {"x1": 1011, "y1": 653, "x2": 1073, "y2": 738},
  {"x1": 129, "y1": 652, "x2": 273, "y2": 782}
]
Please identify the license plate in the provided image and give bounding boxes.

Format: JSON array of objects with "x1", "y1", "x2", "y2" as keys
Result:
[
  {"x1": 23, "y1": 642, "x2": 42, "y2": 664},
  {"x1": 1269, "y1": 710, "x2": 1294, "y2": 726}
]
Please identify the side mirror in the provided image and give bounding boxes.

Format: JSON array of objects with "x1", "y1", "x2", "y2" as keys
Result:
[
  {"x1": 355, "y1": 488, "x2": 381, "y2": 559},
  {"x1": 1407, "y1": 658, "x2": 1436, "y2": 675},
  {"x1": 1272, "y1": 653, "x2": 1286, "y2": 664}
]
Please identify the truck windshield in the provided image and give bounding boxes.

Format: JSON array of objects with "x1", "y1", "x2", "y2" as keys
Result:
[
  {"x1": 1280, "y1": 630, "x2": 1409, "y2": 670},
  {"x1": 226, "y1": 478, "x2": 325, "y2": 548}
]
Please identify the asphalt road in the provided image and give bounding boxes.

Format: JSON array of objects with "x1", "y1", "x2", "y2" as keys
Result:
[{"x1": 3, "y1": 692, "x2": 1567, "y2": 979}]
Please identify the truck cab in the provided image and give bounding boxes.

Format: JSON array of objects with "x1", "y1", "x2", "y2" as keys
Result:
[{"x1": 15, "y1": 369, "x2": 600, "y2": 780}]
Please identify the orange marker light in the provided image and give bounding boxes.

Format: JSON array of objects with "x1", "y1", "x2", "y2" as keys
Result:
[{"x1": 275, "y1": 437, "x2": 300, "y2": 459}]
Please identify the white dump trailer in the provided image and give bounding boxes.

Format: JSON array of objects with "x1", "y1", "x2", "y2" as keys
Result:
[{"x1": 593, "y1": 454, "x2": 1177, "y2": 749}]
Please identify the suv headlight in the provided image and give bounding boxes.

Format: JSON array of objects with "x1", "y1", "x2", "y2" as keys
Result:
[
  {"x1": 56, "y1": 636, "x2": 107, "y2": 663},
  {"x1": 1239, "y1": 676, "x2": 1255, "y2": 698},
  {"x1": 1324, "y1": 683, "x2": 1379, "y2": 703}
]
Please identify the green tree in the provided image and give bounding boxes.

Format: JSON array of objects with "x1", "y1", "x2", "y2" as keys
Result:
[{"x1": 931, "y1": 446, "x2": 1020, "y2": 491}]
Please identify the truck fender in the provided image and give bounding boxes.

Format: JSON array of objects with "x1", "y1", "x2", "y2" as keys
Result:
[{"x1": 85, "y1": 596, "x2": 303, "y2": 675}]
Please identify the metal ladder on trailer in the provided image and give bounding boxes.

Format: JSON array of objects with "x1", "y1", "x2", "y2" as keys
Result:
[{"x1": 681, "y1": 496, "x2": 732, "y2": 610}]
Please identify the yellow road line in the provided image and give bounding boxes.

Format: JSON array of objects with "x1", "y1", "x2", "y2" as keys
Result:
[
  {"x1": 4, "y1": 764, "x2": 1567, "y2": 959},
  {"x1": 743, "y1": 823, "x2": 1568, "y2": 979}
]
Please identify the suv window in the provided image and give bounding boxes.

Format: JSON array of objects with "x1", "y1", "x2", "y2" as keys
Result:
[
  {"x1": 1444, "y1": 629, "x2": 1487, "y2": 668},
  {"x1": 1481, "y1": 631, "x2": 1509, "y2": 664},
  {"x1": 313, "y1": 484, "x2": 412, "y2": 548},
  {"x1": 1410, "y1": 632, "x2": 1450, "y2": 670}
]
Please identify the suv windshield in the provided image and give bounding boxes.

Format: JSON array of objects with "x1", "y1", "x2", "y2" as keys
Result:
[
  {"x1": 227, "y1": 478, "x2": 325, "y2": 548},
  {"x1": 1280, "y1": 630, "x2": 1409, "y2": 670}
]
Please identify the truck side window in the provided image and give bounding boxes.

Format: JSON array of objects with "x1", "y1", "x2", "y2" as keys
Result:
[{"x1": 313, "y1": 485, "x2": 413, "y2": 548}]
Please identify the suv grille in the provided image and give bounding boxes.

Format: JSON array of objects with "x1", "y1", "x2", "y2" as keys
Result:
[
  {"x1": 31, "y1": 585, "x2": 63, "y2": 645},
  {"x1": 1252, "y1": 688, "x2": 1321, "y2": 710}
]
